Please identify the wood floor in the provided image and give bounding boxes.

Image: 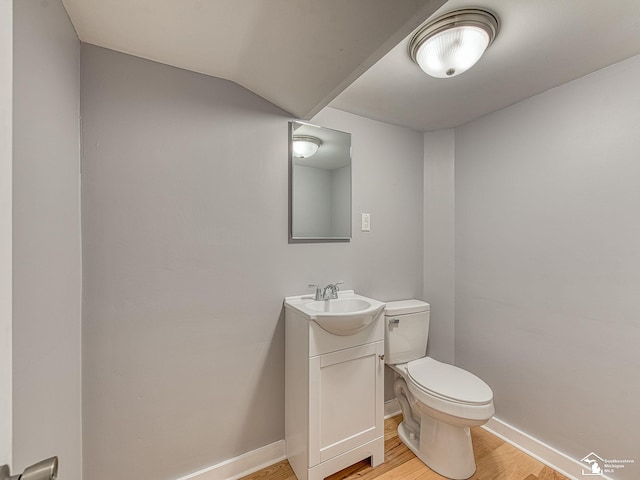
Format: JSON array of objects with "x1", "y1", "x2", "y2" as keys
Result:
[{"x1": 240, "y1": 415, "x2": 570, "y2": 480}]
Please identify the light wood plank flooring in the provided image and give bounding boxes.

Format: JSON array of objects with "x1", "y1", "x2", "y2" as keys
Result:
[{"x1": 240, "y1": 415, "x2": 570, "y2": 480}]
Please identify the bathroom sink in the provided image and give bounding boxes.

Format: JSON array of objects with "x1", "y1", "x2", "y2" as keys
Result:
[
  {"x1": 305, "y1": 298, "x2": 372, "y2": 314},
  {"x1": 284, "y1": 291, "x2": 385, "y2": 335}
]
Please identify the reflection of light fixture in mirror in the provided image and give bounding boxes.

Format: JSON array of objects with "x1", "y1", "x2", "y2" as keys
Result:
[
  {"x1": 293, "y1": 135, "x2": 323, "y2": 158},
  {"x1": 409, "y1": 8, "x2": 498, "y2": 78}
]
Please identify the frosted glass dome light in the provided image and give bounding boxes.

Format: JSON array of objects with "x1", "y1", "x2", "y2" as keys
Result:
[
  {"x1": 409, "y1": 9, "x2": 499, "y2": 78},
  {"x1": 293, "y1": 136, "x2": 322, "y2": 158}
]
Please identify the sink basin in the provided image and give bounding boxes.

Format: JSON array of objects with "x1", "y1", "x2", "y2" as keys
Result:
[
  {"x1": 284, "y1": 291, "x2": 385, "y2": 335},
  {"x1": 305, "y1": 298, "x2": 372, "y2": 314}
]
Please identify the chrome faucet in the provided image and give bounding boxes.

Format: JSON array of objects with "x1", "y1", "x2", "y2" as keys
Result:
[
  {"x1": 322, "y1": 282, "x2": 344, "y2": 300},
  {"x1": 308, "y1": 282, "x2": 344, "y2": 300}
]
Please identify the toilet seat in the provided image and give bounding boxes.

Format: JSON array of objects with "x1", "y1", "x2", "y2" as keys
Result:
[
  {"x1": 407, "y1": 357, "x2": 493, "y2": 405},
  {"x1": 403, "y1": 357, "x2": 495, "y2": 423}
]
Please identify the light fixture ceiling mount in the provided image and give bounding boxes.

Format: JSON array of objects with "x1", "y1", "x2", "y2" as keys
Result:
[
  {"x1": 292, "y1": 135, "x2": 323, "y2": 158},
  {"x1": 409, "y1": 8, "x2": 499, "y2": 78}
]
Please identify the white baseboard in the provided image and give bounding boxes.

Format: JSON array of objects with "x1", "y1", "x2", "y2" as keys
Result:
[
  {"x1": 176, "y1": 440, "x2": 286, "y2": 480},
  {"x1": 483, "y1": 417, "x2": 615, "y2": 480},
  {"x1": 384, "y1": 398, "x2": 401, "y2": 419}
]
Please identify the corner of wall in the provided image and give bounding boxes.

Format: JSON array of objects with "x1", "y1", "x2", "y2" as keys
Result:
[{"x1": 423, "y1": 129, "x2": 455, "y2": 364}]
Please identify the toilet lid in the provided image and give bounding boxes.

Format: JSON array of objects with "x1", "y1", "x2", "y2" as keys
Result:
[{"x1": 407, "y1": 357, "x2": 493, "y2": 405}]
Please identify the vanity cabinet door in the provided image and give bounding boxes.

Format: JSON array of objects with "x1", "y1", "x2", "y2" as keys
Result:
[{"x1": 308, "y1": 341, "x2": 384, "y2": 466}]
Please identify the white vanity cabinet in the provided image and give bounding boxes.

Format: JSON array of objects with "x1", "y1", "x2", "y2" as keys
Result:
[{"x1": 284, "y1": 301, "x2": 385, "y2": 480}]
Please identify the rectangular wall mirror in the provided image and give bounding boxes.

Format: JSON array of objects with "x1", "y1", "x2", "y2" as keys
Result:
[{"x1": 289, "y1": 121, "x2": 352, "y2": 243}]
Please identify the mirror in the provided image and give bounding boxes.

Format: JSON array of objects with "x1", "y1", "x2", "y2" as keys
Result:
[{"x1": 289, "y1": 121, "x2": 351, "y2": 243}]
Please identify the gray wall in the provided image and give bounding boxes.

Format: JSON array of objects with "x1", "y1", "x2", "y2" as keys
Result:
[
  {"x1": 454, "y1": 54, "x2": 640, "y2": 477},
  {"x1": 80, "y1": 45, "x2": 424, "y2": 480},
  {"x1": 423, "y1": 129, "x2": 455, "y2": 364},
  {"x1": 0, "y1": 0, "x2": 12, "y2": 465},
  {"x1": 12, "y1": 1, "x2": 82, "y2": 478},
  {"x1": 311, "y1": 107, "x2": 424, "y2": 302}
]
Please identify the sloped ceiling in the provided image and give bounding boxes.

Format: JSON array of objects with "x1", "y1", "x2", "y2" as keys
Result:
[
  {"x1": 61, "y1": 0, "x2": 446, "y2": 119},
  {"x1": 61, "y1": 0, "x2": 640, "y2": 131}
]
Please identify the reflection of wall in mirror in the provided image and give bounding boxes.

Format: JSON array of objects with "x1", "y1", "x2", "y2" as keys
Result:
[
  {"x1": 293, "y1": 164, "x2": 351, "y2": 238},
  {"x1": 293, "y1": 165, "x2": 332, "y2": 237},
  {"x1": 331, "y1": 165, "x2": 351, "y2": 236}
]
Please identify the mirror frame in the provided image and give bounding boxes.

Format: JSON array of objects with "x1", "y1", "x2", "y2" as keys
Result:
[{"x1": 288, "y1": 121, "x2": 352, "y2": 243}]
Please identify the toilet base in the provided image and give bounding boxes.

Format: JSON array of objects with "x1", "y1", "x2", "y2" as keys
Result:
[{"x1": 397, "y1": 416, "x2": 476, "y2": 480}]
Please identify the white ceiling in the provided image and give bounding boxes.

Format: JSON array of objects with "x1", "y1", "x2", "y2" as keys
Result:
[
  {"x1": 330, "y1": 0, "x2": 640, "y2": 131},
  {"x1": 61, "y1": 0, "x2": 446, "y2": 119},
  {"x1": 61, "y1": 0, "x2": 640, "y2": 132}
]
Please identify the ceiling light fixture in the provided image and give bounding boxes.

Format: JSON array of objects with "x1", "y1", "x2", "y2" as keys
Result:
[
  {"x1": 292, "y1": 135, "x2": 323, "y2": 158},
  {"x1": 408, "y1": 8, "x2": 499, "y2": 78}
]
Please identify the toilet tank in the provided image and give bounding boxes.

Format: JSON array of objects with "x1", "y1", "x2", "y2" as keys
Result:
[{"x1": 384, "y1": 299, "x2": 430, "y2": 365}]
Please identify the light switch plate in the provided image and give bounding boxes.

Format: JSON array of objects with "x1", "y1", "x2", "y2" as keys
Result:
[{"x1": 361, "y1": 213, "x2": 371, "y2": 232}]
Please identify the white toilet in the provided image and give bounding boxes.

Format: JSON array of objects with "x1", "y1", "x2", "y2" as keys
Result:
[{"x1": 384, "y1": 300, "x2": 494, "y2": 480}]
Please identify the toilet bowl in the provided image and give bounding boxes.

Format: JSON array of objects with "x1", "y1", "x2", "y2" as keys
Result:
[{"x1": 384, "y1": 300, "x2": 494, "y2": 480}]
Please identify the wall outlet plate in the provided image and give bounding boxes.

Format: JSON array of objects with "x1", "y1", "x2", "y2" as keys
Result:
[{"x1": 361, "y1": 213, "x2": 371, "y2": 232}]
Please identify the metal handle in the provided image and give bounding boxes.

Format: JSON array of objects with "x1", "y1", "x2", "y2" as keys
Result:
[
  {"x1": 1, "y1": 457, "x2": 58, "y2": 480},
  {"x1": 389, "y1": 318, "x2": 400, "y2": 325},
  {"x1": 308, "y1": 284, "x2": 322, "y2": 301},
  {"x1": 379, "y1": 354, "x2": 385, "y2": 361}
]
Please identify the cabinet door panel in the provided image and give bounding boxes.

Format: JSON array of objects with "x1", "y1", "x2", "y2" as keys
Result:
[{"x1": 309, "y1": 342, "x2": 384, "y2": 464}]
